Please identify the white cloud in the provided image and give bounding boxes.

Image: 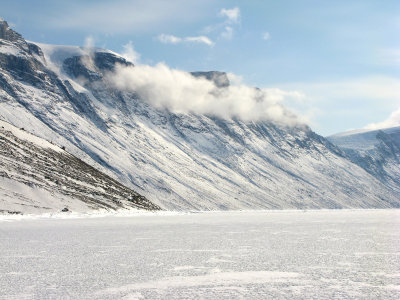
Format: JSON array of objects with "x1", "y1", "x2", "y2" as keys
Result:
[
  {"x1": 262, "y1": 32, "x2": 271, "y2": 40},
  {"x1": 154, "y1": 3, "x2": 235, "y2": 46},
  {"x1": 226, "y1": 73, "x2": 243, "y2": 85},
  {"x1": 81, "y1": 35, "x2": 96, "y2": 70},
  {"x1": 208, "y1": 7, "x2": 241, "y2": 41},
  {"x1": 365, "y1": 108, "x2": 400, "y2": 130},
  {"x1": 84, "y1": 35, "x2": 95, "y2": 49},
  {"x1": 219, "y1": 7, "x2": 240, "y2": 23},
  {"x1": 105, "y1": 63, "x2": 303, "y2": 125},
  {"x1": 275, "y1": 76, "x2": 400, "y2": 134},
  {"x1": 220, "y1": 26, "x2": 234, "y2": 40},
  {"x1": 157, "y1": 34, "x2": 214, "y2": 46},
  {"x1": 157, "y1": 34, "x2": 182, "y2": 44},
  {"x1": 185, "y1": 36, "x2": 214, "y2": 46},
  {"x1": 121, "y1": 41, "x2": 140, "y2": 64}
]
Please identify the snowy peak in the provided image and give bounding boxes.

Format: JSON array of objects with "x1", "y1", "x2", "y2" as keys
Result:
[
  {"x1": 63, "y1": 51, "x2": 133, "y2": 81},
  {"x1": 0, "y1": 20, "x2": 41, "y2": 57},
  {"x1": 0, "y1": 19, "x2": 23, "y2": 43}
]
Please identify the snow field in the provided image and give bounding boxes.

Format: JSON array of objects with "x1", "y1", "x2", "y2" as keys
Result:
[{"x1": 0, "y1": 209, "x2": 399, "y2": 299}]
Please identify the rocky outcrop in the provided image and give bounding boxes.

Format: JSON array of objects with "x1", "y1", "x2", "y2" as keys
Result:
[
  {"x1": 191, "y1": 71, "x2": 230, "y2": 88},
  {"x1": 0, "y1": 20, "x2": 24, "y2": 43},
  {"x1": 0, "y1": 120, "x2": 161, "y2": 214}
]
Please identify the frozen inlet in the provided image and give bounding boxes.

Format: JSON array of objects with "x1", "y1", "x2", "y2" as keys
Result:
[{"x1": 0, "y1": 209, "x2": 399, "y2": 299}]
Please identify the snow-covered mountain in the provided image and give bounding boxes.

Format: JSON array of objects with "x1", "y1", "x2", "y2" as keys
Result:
[
  {"x1": 1, "y1": 20, "x2": 399, "y2": 210},
  {"x1": 0, "y1": 119, "x2": 160, "y2": 214},
  {"x1": 328, "y1": 127, "x2": 400, "y2": 195},
  {"x1": 328, "y1": 126, "x2": 400, "y2": 151}
]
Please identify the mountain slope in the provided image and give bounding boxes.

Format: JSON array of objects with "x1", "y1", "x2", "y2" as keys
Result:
[
  {"x1": 328, "y1": 127, "x2": 400, "y2": 195},
  {"x1": 1, "y1": 20, "x2": 399, "y2": 210},
  {"x1": 328, "y1": 126, "x2": 400, "y2": 151},
  {"x1": 0, "y1": 119, "x2": 160, "y2": 214}
]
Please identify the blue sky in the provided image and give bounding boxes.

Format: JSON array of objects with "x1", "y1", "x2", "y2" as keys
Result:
[{"x1": 1, "y1": 0, "x2": 399, "y2": 135}]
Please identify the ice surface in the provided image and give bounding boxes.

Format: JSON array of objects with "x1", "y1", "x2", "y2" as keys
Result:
[
  {"x1": 0, "y1": 177, "x2": 90, "y2": 214},
  {"x1": 1, "y1": 210, "x2": 399, "y2": 299}
]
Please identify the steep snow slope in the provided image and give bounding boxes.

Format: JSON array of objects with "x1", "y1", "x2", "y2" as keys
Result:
[
  {"x1": 0, "y1": 119, "x2": 160, "y2": 214},
  {"x1": 0, "y1": 20, "x2": 399, "y2": 210}
]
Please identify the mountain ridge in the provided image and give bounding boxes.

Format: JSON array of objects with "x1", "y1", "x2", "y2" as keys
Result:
[{"x1": 1, "y1": 20, "x2": 399, "y2": 211}]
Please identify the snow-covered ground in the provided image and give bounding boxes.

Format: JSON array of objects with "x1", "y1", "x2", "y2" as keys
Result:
[{"x1": 1, "y1": 210, "x2": 399, "y2": 299}]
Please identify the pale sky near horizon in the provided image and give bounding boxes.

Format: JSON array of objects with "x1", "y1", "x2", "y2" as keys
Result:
[{"x1": 1, "y1": 0, "x2": 399, "y2": 135}]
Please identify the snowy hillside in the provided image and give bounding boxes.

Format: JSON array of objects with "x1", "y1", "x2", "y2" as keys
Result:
[
  {"x1": 0, "y1": 19, "x2": 399, "y2": 210},
  {"x1": 0, "y1": 119, "x2": 160, "y2": 214}
]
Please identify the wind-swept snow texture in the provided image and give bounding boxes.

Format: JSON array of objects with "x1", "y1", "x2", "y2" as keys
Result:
[
  {"x1": 0, "y1": 19, "x2": 399, "y2": 210},
  {"x1": 0, "y1": 119, "x2": 160, "y2": 214},
  {"x1": 0, "y1": 210, "x2": 399, "y2": 299}
]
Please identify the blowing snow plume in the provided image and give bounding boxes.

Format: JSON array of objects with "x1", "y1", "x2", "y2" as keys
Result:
[{"x1": 106, "y1": 63, "x2": 304, "y2": 125}]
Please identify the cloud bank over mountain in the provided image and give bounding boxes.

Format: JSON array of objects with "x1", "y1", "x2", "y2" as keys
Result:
[
  {"x1": 106, "y1": 62, "x2": 304, "y2": 125},
  {"x1": 366, "y1": 108, "x2": 400, "y2": 130}
]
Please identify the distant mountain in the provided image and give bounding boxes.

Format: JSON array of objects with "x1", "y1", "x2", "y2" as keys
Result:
[
  {"x1": 0, "y1": 19, "x2": 399, "y2": 211},
  {"x1": 328, "y1": 126, "x2": 400, "y2": 151},
  {"x1": 0, "y1": 119, "x2": 160, "y2": 214},
  {"x1": 328, "y1": 127, "x2": 400, "y2": 195}
]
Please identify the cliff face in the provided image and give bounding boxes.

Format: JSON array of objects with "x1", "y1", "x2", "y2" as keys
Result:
[{"x1": 1, "y1": 20, "x2": 399, "y2": 210}]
